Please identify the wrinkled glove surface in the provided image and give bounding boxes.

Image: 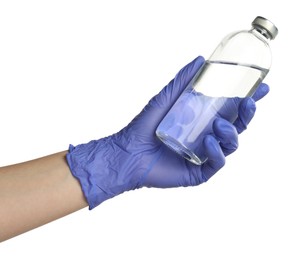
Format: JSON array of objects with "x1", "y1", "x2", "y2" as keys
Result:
[{"x1": 67, "y1": 56, "x2": 269, "y2": 209}]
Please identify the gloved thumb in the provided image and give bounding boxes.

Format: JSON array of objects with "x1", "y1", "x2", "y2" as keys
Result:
[
  {"x1": 150, "y1": 56, "x2": 205, "y2": 109},
  {"x1": 172, "y1": 55, "x2": 205, "y2": 99},
  {"x1": 135, "y1": 56, "x2": 205, "y2": 132}
]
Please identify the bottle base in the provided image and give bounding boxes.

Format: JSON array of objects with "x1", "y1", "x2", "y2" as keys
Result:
[{"x1": 156, "y1": 131, "x2": 207, "y2": 165}]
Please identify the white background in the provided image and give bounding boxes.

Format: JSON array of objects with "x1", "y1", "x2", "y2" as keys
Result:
[{"x1": 0, "y1": 0, "x2": 296, "y2": 259}]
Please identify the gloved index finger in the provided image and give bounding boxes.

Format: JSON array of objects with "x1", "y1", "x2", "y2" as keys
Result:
[{"x1": 252, "y1": 83, "x2": 270, "y2": 101}]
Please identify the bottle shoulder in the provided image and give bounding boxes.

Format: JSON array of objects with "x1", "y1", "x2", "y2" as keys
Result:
[
  {"x1": 209, "y1": 30, "x2": 272, "y2": 69},
  {"x1": 223, "y1": 30, "x2": 270, "y2": 46}
]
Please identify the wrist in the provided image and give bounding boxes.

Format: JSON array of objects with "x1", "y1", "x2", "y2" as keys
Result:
[{"x1": 66, "y1": 134, "x2": 141, "y2": 209}]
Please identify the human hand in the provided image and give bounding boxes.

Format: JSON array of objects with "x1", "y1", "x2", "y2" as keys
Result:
[{"x1": 67, "y1": 56, "x2": 269, "y2": 209}]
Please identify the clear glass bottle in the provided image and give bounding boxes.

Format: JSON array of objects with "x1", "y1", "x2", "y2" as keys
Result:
[{"x1": 156, "y1": 16, "x2": 278, "y2": 165}]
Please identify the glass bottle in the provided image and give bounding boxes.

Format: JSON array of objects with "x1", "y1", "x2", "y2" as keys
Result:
[{"x1": 156, "y1": 16, "x2": 278, "y2": 165}]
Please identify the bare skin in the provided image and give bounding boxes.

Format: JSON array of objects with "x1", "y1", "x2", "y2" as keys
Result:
[{"x1": 0, "y1": 151, "x2": 88, "y2": 242}]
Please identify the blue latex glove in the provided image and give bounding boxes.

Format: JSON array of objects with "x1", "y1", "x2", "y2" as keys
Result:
[{"x1": 66, "y1": 56, "x2": 269, "y2": 209}]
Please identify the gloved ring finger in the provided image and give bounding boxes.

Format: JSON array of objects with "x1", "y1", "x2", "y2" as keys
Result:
[{"x1": 213, "y1": 118, "x2": 238, "y2": 156}]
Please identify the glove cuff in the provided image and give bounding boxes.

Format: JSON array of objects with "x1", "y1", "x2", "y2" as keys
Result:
[{"x1": 66, "y1": 136, "x2": 140, "y2": 209}]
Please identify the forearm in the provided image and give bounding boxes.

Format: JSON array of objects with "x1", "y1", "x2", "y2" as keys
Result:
[{"x1": 0, "y1": 151, "x2": 87, "y2": 242}]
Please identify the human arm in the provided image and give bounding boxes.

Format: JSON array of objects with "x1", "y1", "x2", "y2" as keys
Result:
[
  {"x1": 0, "y1": 151, "x2": 87, "y2": 242},
  {"x1": 0, "y1": 55, "x2": 269, "y2": 241}
]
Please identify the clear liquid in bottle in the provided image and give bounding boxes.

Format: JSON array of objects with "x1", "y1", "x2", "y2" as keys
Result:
[
  {"x1": 156, "y1": 17, "x2": 277, "y2": 165},
  {"x1": 156, "y1": 61, "x2": 268, "y2": 165}
]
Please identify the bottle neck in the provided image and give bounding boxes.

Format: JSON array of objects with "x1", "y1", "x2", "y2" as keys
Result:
[{"x1": 251, "y1": 28, "x2": 271, "y2": 42}]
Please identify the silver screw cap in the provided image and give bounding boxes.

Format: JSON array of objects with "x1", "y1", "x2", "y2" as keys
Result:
[{"x1": 252, "y1": 16, "x2": 278, "y2": 40}]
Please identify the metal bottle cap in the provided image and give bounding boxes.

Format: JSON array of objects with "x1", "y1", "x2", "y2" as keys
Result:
[{"x1": 252, "y1": 16, "x2": 278, "y2": 40}]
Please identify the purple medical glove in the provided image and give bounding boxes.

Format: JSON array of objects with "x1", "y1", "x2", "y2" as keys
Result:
[{"x1": 66, "y1": 56, "x2": 269, "y2": 209}]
